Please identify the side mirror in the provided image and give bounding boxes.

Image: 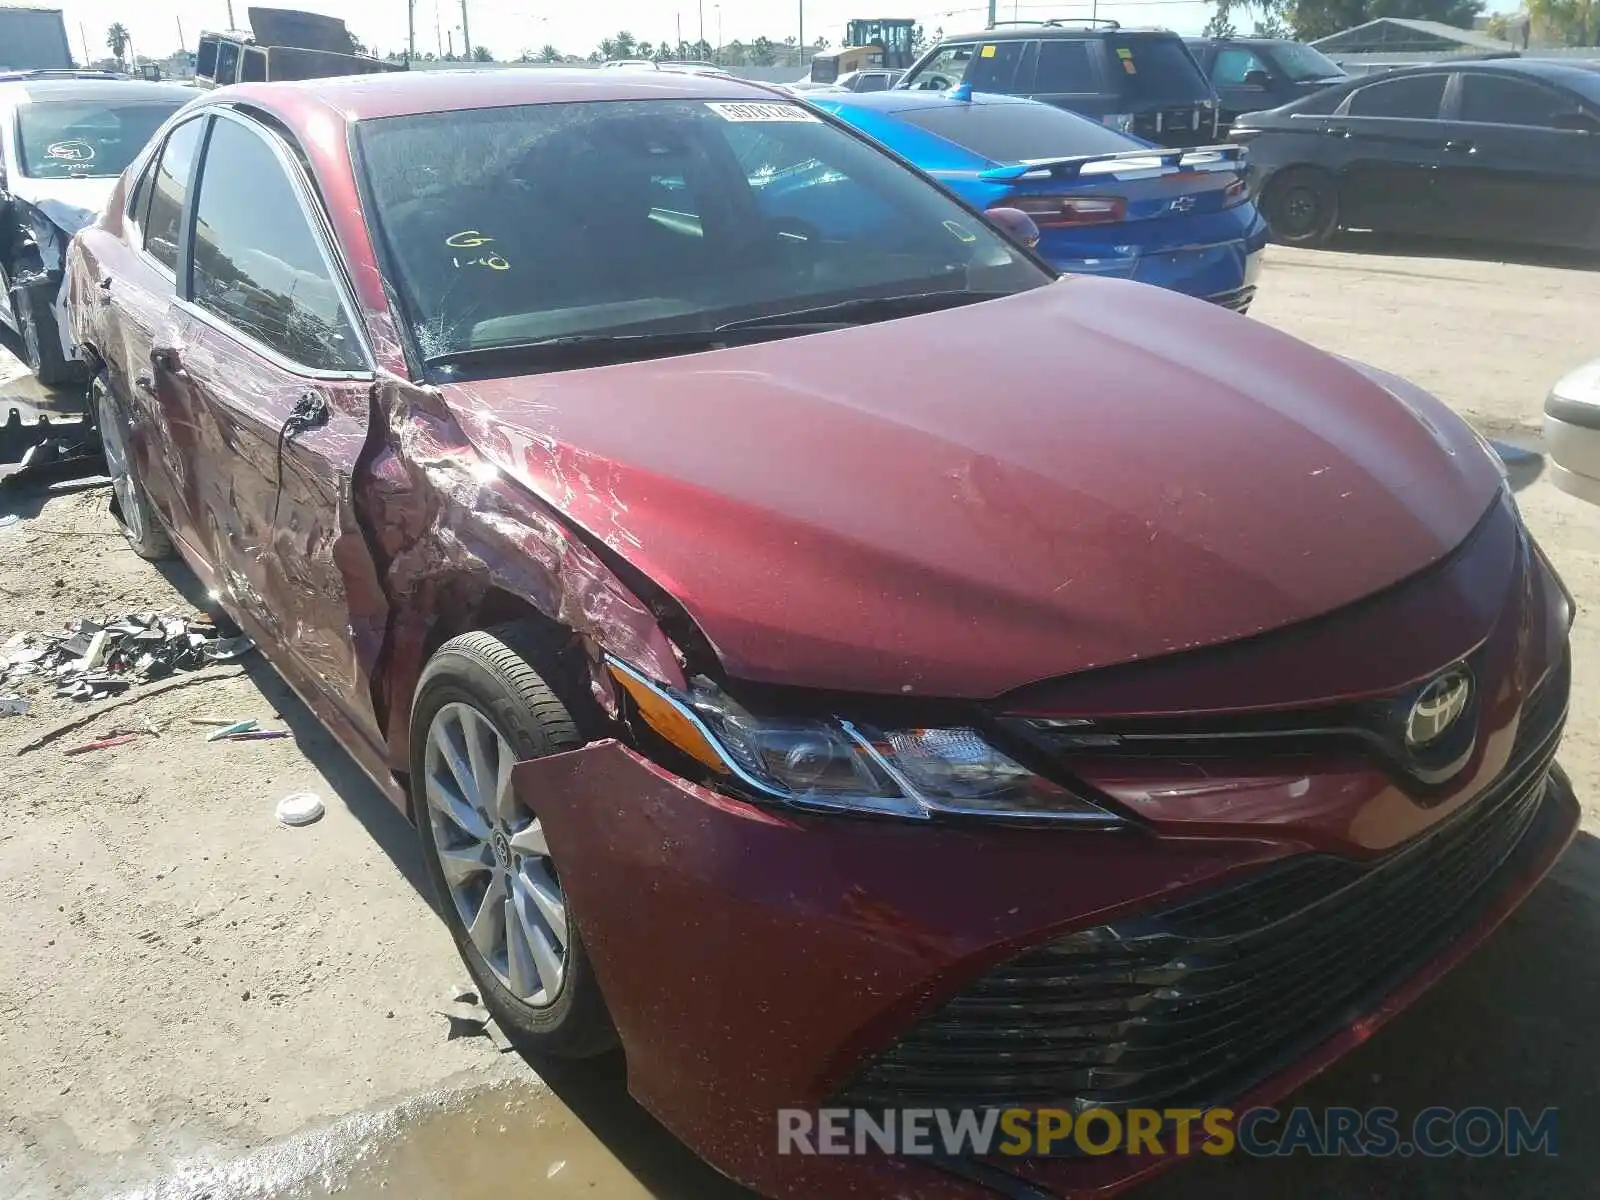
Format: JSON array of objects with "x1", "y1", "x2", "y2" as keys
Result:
[
  {"x1": 1242, "y1": 68, "x2": 1271, "y2": 88},
  {"x1": 985, "y1": 206, "x2": 1041, "y2": 250},
  {"x1": 1552, "y1": 110, "x2": 1600, "y2": 133}
]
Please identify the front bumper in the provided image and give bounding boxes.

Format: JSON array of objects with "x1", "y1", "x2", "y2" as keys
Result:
[
  {"x1": 513, "y1": 737, "x2": 1576, "y2": 1200},
  {"x1": 1545, "y1": 366, "x2": 1600, "y2": 506}
]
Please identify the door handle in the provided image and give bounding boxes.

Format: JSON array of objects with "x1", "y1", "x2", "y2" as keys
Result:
[
  {"x1": 1324, "y1": 124, "x2": 1351, "y2": 137},
  {"x1": 1443, "y1": 139, "x2": 1476, "y2": 154},
  {"x1": 151, "y1": 346, "x2": 183, "y2": 372},
  {"x1": 97, "y1": 276, "x2": 113, "y2": 292},
  {"x1": 135, "y1": 372, "x2": 155, "y2": 396}
]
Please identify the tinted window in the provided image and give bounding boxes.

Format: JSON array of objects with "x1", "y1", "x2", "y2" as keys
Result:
[
  {"x1": 190, "y1": 117, "x2": 365, "y2": 372},
  {"x1": 356, "y1": 99, "x2": 1047, "y2": 363},
  {"x1": 1459, "y1": 74, "x2": 1569, "y2": 127},
  {"x1": 15, "y1": 101, "x2": 184, "y2": 179},
  {"x1": 1105, "y1": 36, "x2": 1212, "y2": 102},
  {"x1": 1034, "y1": 41, "x2": 1096, "y2": 92},
  {"x1": 214, "y1": 40, "x2": 240, "y2": 84},
  {"x1": 907, "y1": 43, "x2": 975, "y2": 90},
  {"x1": 127, "y1": 160, "x2": 153, "y2": 226},
  {"x1": 1212, "y1": 47, "x2": 1269, "y2": 86},
  {"x1": 856, "y1": 73, "x2": 891, "y2": 92},
  {"x1": 899, "y1": 100, "x2": 1143, "y2": 162},
  {"x1": 1346, "y1": 73, "x2": 1446, "y2": 118},
  {"x1": 240, "y1": 48, "x2": 267, "y2": 83},
  {"x1": 144, "y1": 117, "x2": 205, "y2": 273},
  {"x1": 1270, "y1": 42, "x2": 1344, "y2": 83},
  {"x1": 965, "y1": 41, "x2": 1027, "y2": 92}
]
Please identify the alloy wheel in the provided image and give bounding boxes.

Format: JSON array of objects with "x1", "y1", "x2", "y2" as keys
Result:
[
  {"x1": 95, "y1": 385, "x2": 146, "y2": 546},
  {"x1": 423, "y1": 702, "x2": 569, "y2": 1007}
]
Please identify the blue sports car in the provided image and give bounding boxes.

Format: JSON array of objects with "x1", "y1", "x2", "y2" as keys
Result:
[{"x1": 805, "y1": 88, "x2": 1267, "y2": 311}]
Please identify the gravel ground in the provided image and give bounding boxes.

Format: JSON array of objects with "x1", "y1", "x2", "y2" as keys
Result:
[{"x1": 1, "y1": 241, "x2": 1599, "y2": 1199}]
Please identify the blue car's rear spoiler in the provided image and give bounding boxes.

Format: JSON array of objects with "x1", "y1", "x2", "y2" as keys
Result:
[{"x1": 978, "y1": 144, "x2": 1245, "y2": 184}]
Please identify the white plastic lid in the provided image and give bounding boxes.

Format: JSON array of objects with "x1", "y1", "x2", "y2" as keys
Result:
[{"x1": 276, "y1": 792, "x2": 326, "y2": 827}]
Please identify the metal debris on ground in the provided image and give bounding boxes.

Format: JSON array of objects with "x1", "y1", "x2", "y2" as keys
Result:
[
  {"x1": 0, "y1": 612, "x2": 255, "y2": 703},
  {"x1": 276, "y1": 792, "x2": 325, "y2": 827},
  {"x1": 216, "y1": 729, "x2": 290, "y2": 742},
  {"x1": 206, "y1": 718, "x2": 259, "y2": 742},
  {"x1": 0, "y1": 694, "x2": 30, "y2": 716}
]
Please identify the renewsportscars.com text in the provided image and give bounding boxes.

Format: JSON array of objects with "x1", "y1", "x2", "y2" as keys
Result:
[{"x1": 777, "y1": 1105, "x2": 1558, "y2": 1158}]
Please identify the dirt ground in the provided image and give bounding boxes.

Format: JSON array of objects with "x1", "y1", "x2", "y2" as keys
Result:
[{"x1": 2, "y1": 238, "x2": 1600, "y2": 1200}]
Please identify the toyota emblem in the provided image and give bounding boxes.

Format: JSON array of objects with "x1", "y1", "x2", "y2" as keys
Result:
[{"x1": 1405, "y1": 670, "x2": 1472, "y2": 749}]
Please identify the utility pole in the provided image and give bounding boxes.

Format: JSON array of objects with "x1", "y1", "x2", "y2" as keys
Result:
[
  {"x1": 460, "y1": 0, "x2": 472, "y2": 60},
  {"x1": 176, "y1": 16, "x2": 186, "y2": 49},
  {"x1": 987, "y1": 0, "x2": 997, "y2": 28},
  {"x1": 407, "y1": 0, "x2": 415, "y2": 63},
  {"x1": 798, "y1": 0, "x2": 804, "y2": 56},
  {"x1": 677, "y1": 13, "x2": 683, "y2": 53},
  {"x1": 698, "y1": 0, "x2": 704, "y2": 52},
  {"x1": 226, "y1": 1, "x2": 236, "y2": 30},
  {"x1": 78, "y1": 22, "x2": 90, "y2": 67}
]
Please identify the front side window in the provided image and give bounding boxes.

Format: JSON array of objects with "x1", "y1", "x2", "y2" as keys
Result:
[
  {"x1": 357, "y1": 99, "x2": 1048, "y2": 364},
  {"x1": 144, "y1": 117, "x2": 206, "y2": 273},
  {"x1": 907, "y1": 44, "x2": 976, "y2": 91},
  {"x1": 1212, "y1": 47, "x2": 1269, "y2": 87},
  {"x1": 1270, "y1": 42, "x2": 1344, "y2": 83},
  {"x1": 1458, "y1": 74, "x2": 1569, "y2": 127},
  {"x1": 15, "y1": 101, "x2": 184, "y2": 179},
  {"x1": 190, "y1": 117, "x2": 365, "y2": 372},
  {"x1": 1346, "y1": 74, "x2": 1446, "y2": 119}
]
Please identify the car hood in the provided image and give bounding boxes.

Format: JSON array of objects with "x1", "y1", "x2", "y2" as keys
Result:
[
  {"x1": 445, "y1": 277, "x2": 1503, "y2": 700},
  {"x1": 8, "y1": 174, "x2": 118, "y2": 235}
]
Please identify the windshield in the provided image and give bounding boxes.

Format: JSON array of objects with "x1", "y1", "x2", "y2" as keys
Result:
[
  {"x1": 1269, "y1": 42, "x2": 1346, "y2": 83},
  {"x1": 1106, "y1": 36, "x2": 1214, "y2": 103},
  {"x1": 898, "y1": 99, "x2": 1142, "y2": 162},
  {"x1": 356, "y1": 98, "x2": 1048, "y2": 367},
  {"x1": 16, "y1": 100, "x2": 183, "y2": 179}
]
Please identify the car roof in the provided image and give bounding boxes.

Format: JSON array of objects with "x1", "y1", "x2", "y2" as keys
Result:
[
  {"x1": 937, "y1": 24, "x2": 1182, "y2": 42},
  {"x1": 1346, "y1": 56, "x2": 1600, "y2": 86},
  {"x1": 0, "y1": 79, "x2": 195, "y2": 105},
  {"x1": 216, "y1": 66, "x2": 786, "y2": 123}
]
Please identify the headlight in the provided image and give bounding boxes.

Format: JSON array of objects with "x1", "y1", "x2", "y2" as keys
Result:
[{"x1": 608, "y1": 659, "x2": 1123, "y2": 826}]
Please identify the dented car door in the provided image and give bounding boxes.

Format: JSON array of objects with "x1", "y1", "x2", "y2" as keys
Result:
[{"x1": 157, "y1": 107, "x2": 387, "y2": 755}]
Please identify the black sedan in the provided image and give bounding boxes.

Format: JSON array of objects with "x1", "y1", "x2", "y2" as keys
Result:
[{"x1": 1231, "y1": 58, "x2": 1600, "y2": 248}]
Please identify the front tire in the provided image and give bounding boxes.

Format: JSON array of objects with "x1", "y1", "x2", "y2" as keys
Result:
[
  {"x1": 411, "y1": 623, "x2": 616, "y2": 1059},
  {"x1": 1263, "y1": 166, "x2": 1339, "y2": 247},
  {"x1": 93, "y1": 374, "x2": 172, "y2": 560},
  {"x1": 14, "y1": 283, "x2": 83, "y2": 387}
]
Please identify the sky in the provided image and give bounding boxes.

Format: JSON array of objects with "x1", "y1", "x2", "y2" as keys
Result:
[
  {"x1": 30, "y1": 0, "x2": 1228, "y2": 63},
  {"x1": 22, "y1": 0, "x2": 1521, "y2": 64}
]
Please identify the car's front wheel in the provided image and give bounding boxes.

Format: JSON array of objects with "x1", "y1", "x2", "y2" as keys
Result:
[
  {"x1": 14, "y1": 283, "x2": 83, "y2": 387},
  {"x1": 1263, "y1": 166, "x2": 1339, "y2": 247},
  {"x1": 411, "y1": 624, "x2": 616, "y2": 1058}
]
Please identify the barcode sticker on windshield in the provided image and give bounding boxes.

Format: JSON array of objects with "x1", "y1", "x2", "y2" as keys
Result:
[{"x1": 705, "y1": 102, "x2": 819, "y2": 123}]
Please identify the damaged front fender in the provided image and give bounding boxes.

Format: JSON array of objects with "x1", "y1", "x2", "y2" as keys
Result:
[{"x1": 356, "y1": 375, "x2": 686, "y2": 772}]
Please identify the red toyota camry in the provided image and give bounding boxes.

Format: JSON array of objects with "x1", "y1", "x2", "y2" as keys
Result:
[{"x1": 67, "y1": 69, "x2": 1575, "y2": 1198}]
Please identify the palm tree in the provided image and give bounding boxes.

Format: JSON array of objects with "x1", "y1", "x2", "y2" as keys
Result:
[
  {"x1": 538, "y1": 44, "x2": 562, "y2": 62},
  {"x1": 106, "y1": 22, "x2": 130, "y2": 69}
]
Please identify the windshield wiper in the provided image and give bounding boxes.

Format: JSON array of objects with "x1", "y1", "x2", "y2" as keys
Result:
[
  {"x1": 714, "y1": 290, "x2": 1013, "y2": 333},
  {"x1": 424, "y1": 330, "x2": 740, "y2": 371}
]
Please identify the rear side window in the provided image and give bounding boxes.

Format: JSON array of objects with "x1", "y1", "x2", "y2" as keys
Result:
[
  {"x1": 1346, "y1": 73, "x2": 1446, "y2": 118},
  {"x1": 899, "y1": 101, "x2": 1141, "y2": 162},
  {"x1": 1104, "y1": 36, "x2": 1213, "y2": 103},
  {"x1": 143, "y1": 117, "x2": 205, "y2": 273},
  {"x1": 965, "y1": 41, "x2": 1027, "y2": 92},
  {"x1": 1458, "y1": 74, "x2": 1569, "y2": 127},
  {"x1": 1034, "y1": 41, "x2": 1096, "y2": 93},
  {"x1": 856, "y1": 73, "x2": 891, "y2": 93},
  {"x1": 189, "y1": 117, "x2": 365, "y2": 371}
]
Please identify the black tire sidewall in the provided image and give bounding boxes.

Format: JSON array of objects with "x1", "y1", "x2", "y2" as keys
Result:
[
  {"x1": 93, "y1": 375, "x2": 172, "y2": 560},
  {"x1": 409, "y1": 633, "x2": 612, "y2": 1055},
  {"x1": 18, "y1": 285, "x2": 80, "y2": 386},
  {"x1": 1266, "y1": 168, "x2": 1338, "y2": 247}
]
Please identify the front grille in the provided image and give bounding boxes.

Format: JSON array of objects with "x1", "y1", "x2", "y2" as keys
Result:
[
  {"x1": 1212, "y1": 285, "x2": 1255, "y2": 313},
  {"x1": 836, "y1": 676, "x2": 1567, "y2": 1116}
]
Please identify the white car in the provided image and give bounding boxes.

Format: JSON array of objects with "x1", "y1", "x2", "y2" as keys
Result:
[
  {"x1": 1545, "y1": 358, "x2": 1600, "y2": 505},
  {"x1": 0, "y1": 77, "x2": 190, "y2": 383}
]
